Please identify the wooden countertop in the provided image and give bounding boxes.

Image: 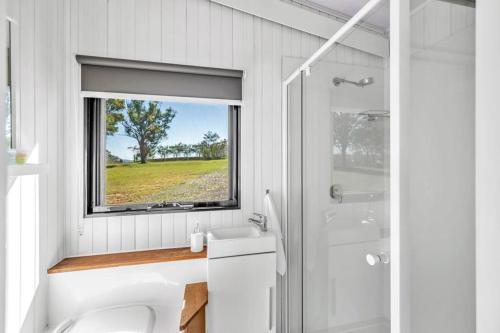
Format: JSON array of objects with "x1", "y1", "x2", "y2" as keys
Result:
[
  {"x1": 48, "y1": 246, "x2": 207, "y2": 274},
  {"x1": 180, "y1": 282, "x2": 208, "y2": 331}
]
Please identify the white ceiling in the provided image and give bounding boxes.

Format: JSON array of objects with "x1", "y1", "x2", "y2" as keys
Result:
[{"x1": 295, "y1": 0, "x2": 390, "y2": 31}]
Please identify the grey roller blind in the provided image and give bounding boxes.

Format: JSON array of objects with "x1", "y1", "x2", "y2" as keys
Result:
[{"x1": 77, "y1": 55, "x2": 243, "y2": 101}]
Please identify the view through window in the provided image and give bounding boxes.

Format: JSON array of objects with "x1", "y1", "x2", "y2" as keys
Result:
[{"x1": 86, "y1": 97, "x2": 239, "y2": 214}]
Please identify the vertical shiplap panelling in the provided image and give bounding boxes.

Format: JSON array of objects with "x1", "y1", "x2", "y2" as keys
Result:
[
  {"x1": 261, "y1": 20, "x2": 274, "y2": 211},
  {"x1": 209, "y1": 2, "x2": 222, "y2": 67},
  {"x1": 423, "y1": 1, "x2": 449, "y2": 48},
  {"x1": 19, "y1": 0, "x2": 35, "y2": 152},
  {"x1": 232, "y1": 9, "x2": 254, "y2": 223},
  {"x1": 220, "y1": 5, "x2": 233, "y2": 67},
  {"x1": 196, "y1": 0, "x2": 210, "y2": 66},
  {"x1": 161, "y1": 214, "x2": 175, "y2": 247},
  {"x1": 173, "y1": 0, "x2": 187, "y2": 63},
  {"x1": 68, "y1": 0, "x2": 80, "y2": 256},
  {"x1": 173, "y1": 213, "x2": 187, "y2": 246},
  {"x1": 450, "y1": 2, "x2": 467, "y2": 35},
  {"x1": 135, "y1": 0, "x2": 162, "y2": 62},
  {"x1": 187, "y1": 211, "x2": 210, "y2": 235},
  {"x1": 47, "y1": 0, "x2": 64, "y2": 264},
  {"x1": 6, "y1": 179, "x2": 21, "y2": 332},
  {"x1": 135, "y1": 215, "x2": 149, "y2": 250},
  {"x1": 91, "y1": 217, "x2": 108, "y2": 254},
  {"x1": 19, "y1": 176, "x2": 37, "y2": 328},
  {"x1": 232, "y1": 210, "x2": 243, "y2": 226},
  {"x1": 121, "y1": 215, "x2": 136, "y2": 251},
  {"x1": 77, "y1": 0, "x2": 106, "y2": 57},
  {"x1": 34, "y1": 0, "x2": 50, "y2": 328},
  {"x1": 186, "y1": 0, "x2": 199, "y2": 64},
  {"x1": 67, "y1": 0, "x2": 387, "y2": 256},
  {"x1": 271, "y1": 22, "x2": 283, "y2": 221},
  {"x1": 253, "y1": 16, "x2": 263, "y2": 214},
  {"x1": 148, "y1": 215, "x2": 162, "y2": 249},
  {"x1": 209, "y1": 210, "x2": 223, "y2": 229},
  {"x1": 161, "y1": 0, "x2": 175, "y2": 62},
  {"x1": 411, "y1": 9, "x2": 425, "y2": 51},
  {"x1": 107, "y1": 0, "x2": 135, "y2": 59},
  {"x1": 77, "y1": 215, "x2": 92, "y2": 255},
  {"x1": 107, "y1": 216, "x2": 122, "y2": 252},
  {"x1": 290, "y1": 29, "x2": 302, "y2": 60},
  {"x1": 221, "y1": 210, "x2": 232, "y2": 227}
]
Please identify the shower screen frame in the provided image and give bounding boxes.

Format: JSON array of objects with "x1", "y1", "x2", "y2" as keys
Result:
[{"x1": 281, "y1": 0, "x2": 406, "y2": 332}]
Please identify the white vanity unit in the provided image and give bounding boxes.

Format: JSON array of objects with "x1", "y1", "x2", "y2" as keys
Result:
[{"x1": 207, "y1": 226, "x2": 277, "y2": 333}]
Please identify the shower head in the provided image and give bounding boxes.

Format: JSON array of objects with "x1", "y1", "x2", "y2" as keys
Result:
[
  {"x1": 332, "y1": 77, "x2": 344, "y2": 86},
  {"x1": 333, "y1": 76, "x2": 375, "y2": 88},
  {"x1": 358, "y1": 77, "x2": 374, "y2": 87},
  {"x1": 359, "y1": 110, "x2": 390, "y2": 121}
]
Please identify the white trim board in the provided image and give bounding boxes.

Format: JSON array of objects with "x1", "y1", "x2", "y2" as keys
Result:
[{"x1": 210, "y1": 0, "x2": 389, "y2": 58}]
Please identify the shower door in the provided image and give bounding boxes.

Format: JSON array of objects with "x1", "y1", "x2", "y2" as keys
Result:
[{"x1": 287, "y1": 50, "x2": 390, "y2": 333}]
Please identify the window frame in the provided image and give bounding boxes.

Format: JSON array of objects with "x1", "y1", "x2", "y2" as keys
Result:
[{"x1": 83, "y1": 97, "x2": 241, "y2": 217}]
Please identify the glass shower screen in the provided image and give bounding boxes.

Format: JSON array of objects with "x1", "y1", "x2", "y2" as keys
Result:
[{"x1": 285, "y1": 1, "x2": 390, "y2": 332}]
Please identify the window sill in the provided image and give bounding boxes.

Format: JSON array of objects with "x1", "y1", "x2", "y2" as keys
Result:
[
  {"x1": 85, "y1": 205, "x2": 240, "y2": 218},
  {"x1": 48, "y1": 246, "x2": 207, "y2": 274},
  {"x1": 8, "y1": 163, "x2": 49, "y2": 177}
]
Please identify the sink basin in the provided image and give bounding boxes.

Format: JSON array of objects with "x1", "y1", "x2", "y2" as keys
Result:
[
  {"x1": 207, "y1": 225, "x2": 276, "y2": 259},
  {"x1": 208, "y1": 226, "x2": 261, "y2": 240}
]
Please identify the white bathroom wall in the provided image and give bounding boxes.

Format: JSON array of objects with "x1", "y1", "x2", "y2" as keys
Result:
[
  {"x1": 4, "y1": 0, "x2": 64, "y2": 331},
  {"x1": 476, "y1": 1, "x2": 500, "y2": 332},
  {"x1": 0, "y1": 1, "x2": 7, "y2": 332},
  {"x1": 408, "y1": 1, "x2": 475, "y2": 332},
  {"x1": 64, "y1": 0, "x2": 388, "y2": 257}
]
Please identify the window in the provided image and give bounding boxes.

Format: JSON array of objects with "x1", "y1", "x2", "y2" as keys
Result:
[
  {"x1": 85, "y1": 97, "x2": 240, "y2": 215},
  {"x1": 5, "y1": 19, "x2": 14, "y2": 148}
]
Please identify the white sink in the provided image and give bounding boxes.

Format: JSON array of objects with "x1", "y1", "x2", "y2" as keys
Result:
[{"x1": 207, "y1": 225, "x2": 276, "y2": 259}]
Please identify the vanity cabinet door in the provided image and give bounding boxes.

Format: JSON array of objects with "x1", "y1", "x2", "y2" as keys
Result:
[{"x1": 207, "y1": 252, "x2": 276, "y2": 333}]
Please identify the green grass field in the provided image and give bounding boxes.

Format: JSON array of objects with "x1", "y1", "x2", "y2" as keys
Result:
[{"x1": 106, "y1": 159, "x2": 229, "y2": 205}]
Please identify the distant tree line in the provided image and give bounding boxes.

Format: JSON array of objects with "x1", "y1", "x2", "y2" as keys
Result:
[
  {"x1": 142, "y1": 131, "x2": 227, "y2": 162},
  {"x1": 105, "y1": 99, "x2": 227, "y2": 164}
]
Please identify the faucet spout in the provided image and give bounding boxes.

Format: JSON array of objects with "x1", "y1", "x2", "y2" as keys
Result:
[{"x1": 248, "y1": 213, "x2": 268, "y2": 232}]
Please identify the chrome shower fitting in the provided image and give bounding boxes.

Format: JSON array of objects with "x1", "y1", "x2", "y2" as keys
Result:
[{"x1": 333, "y1": 76, "x2": 374, "y2": 88}]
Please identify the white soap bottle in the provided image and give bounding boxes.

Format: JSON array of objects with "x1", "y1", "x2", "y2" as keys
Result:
[{"x1": 190, "y1": 223, "x2": 204, "y2": 253}]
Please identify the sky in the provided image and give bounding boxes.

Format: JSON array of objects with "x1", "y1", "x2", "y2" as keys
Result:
[{"x1": 106, "y1": 100, "x2": 229, "y2": 160}]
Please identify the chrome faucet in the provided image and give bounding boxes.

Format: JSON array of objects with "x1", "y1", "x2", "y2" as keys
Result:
[{"x1": 248, "y1": 213, "x2": 267, "y2": 232}]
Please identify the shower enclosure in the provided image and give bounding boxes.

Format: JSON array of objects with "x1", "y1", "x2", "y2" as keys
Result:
[
  {"x1": 283, "y1": 2, "x2": 391, "y2": 332},
  {"x1": 282, "y1": 0, "x2": 476, "y2": 332}
]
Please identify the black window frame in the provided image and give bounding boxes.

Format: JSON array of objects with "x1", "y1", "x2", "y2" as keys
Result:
[{"x1": 84, "y1": 97, "x2": 241, "y2": 217}]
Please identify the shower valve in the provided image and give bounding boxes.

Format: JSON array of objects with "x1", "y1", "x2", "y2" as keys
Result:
[
  {"x1": 366, "y1": 253, "x2": 390, "y2": 266},
  {"x1": 330, "y1": 184, "x2": 344, "y2": 203}
]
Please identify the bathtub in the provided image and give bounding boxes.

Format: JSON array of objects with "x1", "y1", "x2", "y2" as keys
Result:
[{"x1": 47, "y1": 258, "x2": 207, "y2": 333}]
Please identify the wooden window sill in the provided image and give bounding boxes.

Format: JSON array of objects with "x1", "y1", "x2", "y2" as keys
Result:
[{"x1": 47, "y1": 246, "x2": 207, "y2": 274}]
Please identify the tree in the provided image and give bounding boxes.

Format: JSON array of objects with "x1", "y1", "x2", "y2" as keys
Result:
[
  {"x1": 158, "y1": 146, "x2": 170, "y2": 160},
  {"x1": 122, "y1": 100, "x2": 176, "y2": 163},
  {"x1": 128, "y1": 146, "x2": 140, "y2": 162},
  {"x1": 106, "y1": 99, "x2": 125, "y2": 135},
  {"x1": 200, "y1": 131, "x2": 221, "y2": 160},
  {"x1": 192, "y1": 144, "x2": 203, "y2": 158},
  {"x1": 171, "y1": 142, "x2": 185, "y2": 158},
  {"x1": 186, "y1": 144, "x2": 196, "y2": 158},
  {"x1": 106, "y1": 149, "x2": 123, "y2": 164},
  {"x1": 182, "y1": 144, "x2": 192, "y2": 158},
  {"x1": 332, "y1": 112, "x2": 362, "y2": 168},
  {"x1": 202, "y1": 131, "x2": 220, "y2": 145}
]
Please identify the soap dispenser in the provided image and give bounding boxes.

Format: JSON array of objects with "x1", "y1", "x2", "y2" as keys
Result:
[{"x1": 190, "y1": 223, "x2": 204, "y2": 253}]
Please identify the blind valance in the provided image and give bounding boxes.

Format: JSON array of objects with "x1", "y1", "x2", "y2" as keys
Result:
[{"x1": 77, "y1": 55, "x2": 243, "y2": 101}]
